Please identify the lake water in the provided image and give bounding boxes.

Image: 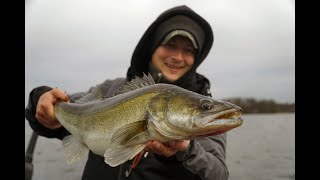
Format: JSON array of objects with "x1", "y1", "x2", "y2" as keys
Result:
[
  {"x1": 25, "y1": 113, "x2": 295, "y2": 180},
  {"x1": 226, "y1": 113, "x2": 295, "y2": 180}
]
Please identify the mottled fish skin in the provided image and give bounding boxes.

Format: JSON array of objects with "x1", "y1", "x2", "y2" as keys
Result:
[
  {"x1": 55, "y1": 73, "x2": 243, "y2": 167},
  {"x1": 56, "y1": 88, "x2": 149, "y2": 154}
]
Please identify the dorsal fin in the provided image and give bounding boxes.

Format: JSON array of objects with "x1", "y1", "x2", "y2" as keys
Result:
[
  {"x1": 74, "y1": 88, "x2": 103, "y2": 104},
  {"x1": 114, "y1": 73, "x2": 155, "y2": 95}
]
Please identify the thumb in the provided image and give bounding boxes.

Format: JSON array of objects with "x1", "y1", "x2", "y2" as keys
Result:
[{"x1": 51, "y1": 88, "x2": 69, "y2": 102}]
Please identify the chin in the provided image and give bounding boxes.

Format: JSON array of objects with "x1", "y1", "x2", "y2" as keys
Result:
[
  {"x1": 166, "y1": 75, "x2": 180, "y2": 82},
  {"x1": 163, "y1": 72, "x2": 182, "y2": 82}
]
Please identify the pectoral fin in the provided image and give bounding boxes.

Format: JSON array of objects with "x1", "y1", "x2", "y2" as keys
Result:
[
  {"x1": 111, "y1": 120, "x2": 147, "y2": 145},
  {"x1": 104, "y1": 144, "x2": 146, "y2": 167},
  {"x1": 62, "y1": 135, "x2": 89, "y2": 164}
]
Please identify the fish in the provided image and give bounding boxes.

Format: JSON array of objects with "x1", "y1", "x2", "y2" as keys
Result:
[{"x1": 55, "y1": 73, "x2": 243, "y2": 167}]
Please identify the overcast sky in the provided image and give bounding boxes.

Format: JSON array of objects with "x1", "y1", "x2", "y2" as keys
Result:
[{"x1": 25, "y1": 0, "x2": 295, "y2": 105}]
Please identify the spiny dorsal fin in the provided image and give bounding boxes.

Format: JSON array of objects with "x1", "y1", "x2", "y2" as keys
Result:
[
  {"x1": 114, "y1": 73, "x2": 155, "y2": 95},
  {"x1": 74, "y1": 88, "x2": 103, "y2": 104}
]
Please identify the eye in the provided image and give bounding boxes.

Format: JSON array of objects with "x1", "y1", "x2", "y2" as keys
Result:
[
  {"x1": 184, "y1": 47, "x2": 195, "y2": 55},
  {"x1": 164, "y1": 43, "x2": 176, "y2": 50},
  {"x1": 201, "y1": 99, "x2": 213, "y2": 110}
]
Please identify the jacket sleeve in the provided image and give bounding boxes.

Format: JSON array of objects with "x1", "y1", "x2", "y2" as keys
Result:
[{"x1": 176, "y1": 133, "x2": 229, "y2": 180}]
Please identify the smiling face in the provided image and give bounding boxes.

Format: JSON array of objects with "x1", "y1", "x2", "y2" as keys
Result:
[{"x1": 151, "y1": 35, "x2": 196, "y2": 82}]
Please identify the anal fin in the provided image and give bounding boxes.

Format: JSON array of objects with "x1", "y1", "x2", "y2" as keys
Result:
[{"x1": 104, "y1": 144, "x2": 146, "y2": 167}]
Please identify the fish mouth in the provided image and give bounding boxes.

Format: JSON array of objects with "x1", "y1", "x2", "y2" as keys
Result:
[
  {"x1": 197, "y1": 109, "x2": 243, "y2": 127},
  {"x1": 190, "y1": 109, "x2": 243, "y2": 138}
]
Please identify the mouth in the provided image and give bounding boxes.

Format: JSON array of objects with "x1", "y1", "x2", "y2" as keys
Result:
[
  {"x1": 165, "y1": 63, "x2": 182, "y2": 69},
  {"x1": 215, "y1": 110, "x2": 242, "y2": 120},
  {"x1": 165, "y1": 63, "x2": 183, "y2": 73},
  {"x1": 197, "y1": 130, "x2": 228, "y2": 137},
  {"x1": 197, "y1": 109, "x2": 243, "y2": 127}
]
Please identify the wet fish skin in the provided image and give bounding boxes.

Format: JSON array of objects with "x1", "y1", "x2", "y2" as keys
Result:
[{"x1": 55, "y1": 74, "x2": 243, "y2": 167}]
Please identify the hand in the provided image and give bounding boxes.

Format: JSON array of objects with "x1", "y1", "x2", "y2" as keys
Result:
[
  {"x1": 35, "y1": 88, "x2": 69, "y2": 129},
  {"x1": 144, "y1": 140, "x2": 190, "y2": 157}
]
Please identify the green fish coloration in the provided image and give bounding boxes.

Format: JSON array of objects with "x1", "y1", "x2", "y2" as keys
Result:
[{"x1": 55, "y1": 74, "x2": 243, "y2": 167}]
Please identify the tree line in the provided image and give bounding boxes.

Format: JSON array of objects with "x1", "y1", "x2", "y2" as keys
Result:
[{"x1": 222, "y1": 97, "x2": 295, "y2": 114}]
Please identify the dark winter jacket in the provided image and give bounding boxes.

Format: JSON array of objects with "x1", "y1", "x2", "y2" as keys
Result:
[{"x1": 25, "y1": 5, "x2": 229, "y2": 180}]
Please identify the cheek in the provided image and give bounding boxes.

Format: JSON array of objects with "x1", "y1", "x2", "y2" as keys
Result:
[
  {"x1": 151, "y1": 57, "x2": 160, "y2": 68},
  {"x1": 185, "y1": 57, "x2": 195, "y2": 67},
  {"x1": 151, "y1": 54, "x2": 162, "y2": 68},
  {"x1": 151, "y1": 48, "x2": 167, "y2": 67}
]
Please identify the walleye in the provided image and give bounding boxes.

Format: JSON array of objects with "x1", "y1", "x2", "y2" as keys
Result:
[{"x1": 55, "y1": 73, "x2": 243, "y2": 167}]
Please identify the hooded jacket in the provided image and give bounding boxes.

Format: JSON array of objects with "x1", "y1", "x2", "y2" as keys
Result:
[
  {"x1": 25, "y1": 5, "x2": 228, "y2": 180},
  {"x1": 127, "y1": 5, "x2": 214, "y2": 95}
]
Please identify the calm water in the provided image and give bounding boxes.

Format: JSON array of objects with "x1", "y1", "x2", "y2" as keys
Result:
[
  {"x1": 25, "y1": 113, "x2": 295, "y2": 180},
  {"x1": 226, "y1": 113, "x2": 295, "y2": 180}
]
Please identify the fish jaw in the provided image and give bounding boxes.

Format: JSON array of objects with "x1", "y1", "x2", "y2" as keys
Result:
[
  {"x1": 147, "y1": 85, "x2": 244, "y2": 140},
  {"x1": 196, "y1": 108, "x2": 243, "y2": 128},
  {"x1": 189, "y1": 107, "x2": 243, "y2": 136}
]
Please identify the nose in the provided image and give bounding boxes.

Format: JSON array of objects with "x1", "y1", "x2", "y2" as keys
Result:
[{"x1": 172, "y1": 49, "x2": 184, "y2": 62}]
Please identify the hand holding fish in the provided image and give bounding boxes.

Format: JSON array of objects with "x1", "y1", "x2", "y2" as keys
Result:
[
  {"x1": 36, "y1": 88, "x2": 68, "y2": 129},
  {"x1": 144, "y1": 140, "x2": 190, "y2": 157}
]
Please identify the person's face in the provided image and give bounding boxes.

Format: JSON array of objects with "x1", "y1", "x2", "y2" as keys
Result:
[{"x1": 151, "y1": 35, "x2": 196, "y2": 82}]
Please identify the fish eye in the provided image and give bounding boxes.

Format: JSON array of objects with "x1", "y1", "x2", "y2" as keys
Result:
[{"x1": 201, "y1": 99, "x2": 213, "y2": 110}]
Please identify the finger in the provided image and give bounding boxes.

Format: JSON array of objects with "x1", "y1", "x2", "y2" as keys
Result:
[
  {"x1": 145, "y1": 141, "x2": 159, "y2": 154},
  {"x1": 174, "y1": 140, "x2": 191, "y2": 151},
  {"x1": 51, "y1": 88, "x2": 69, "y2": 102},
  {"x1": 35, "y1": 113, "x2": 46, "y2": 123},
  {"x1": 36, "y1": 105, "x2": 51, "y2": 123},
  {"x1": 35, "y1": 113, "x2": 62, "y2": 129},
  {"x1": 46, "y1": 122, "x2": 62, "y2": 129},
  {"x1": 151, "y1": 141, "x2": 163, "y2": 154},
  {"x1": 168, "y1": 141, "x2": 176, "y2": 147},
  {"x1": 36, "y1": 97, "x2": 61, "y2": 129},
  {"x1": 151, "y1": 141, "x2": 177, "y2": 157},
  {"x1": 45, "y1": 103, "x2": 58, "y2": 121},
  {"x1": 146, "y1": 141, "x2": 162, "y2": 154},
  {"x1": 144, "y1": 141, "x2": 153, "y2": 152},
  {"x1": 41, "y1": 120, "x2": 62, "y2": 129}
]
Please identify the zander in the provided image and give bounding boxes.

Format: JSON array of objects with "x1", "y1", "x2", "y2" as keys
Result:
[{"x1": 55, "y1": 74, "x2": 243, "y2": 167}]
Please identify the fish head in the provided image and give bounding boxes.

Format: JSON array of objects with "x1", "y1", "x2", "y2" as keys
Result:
[{"x1": 164, "y1": 87, "x2": 243, "y2": 137}]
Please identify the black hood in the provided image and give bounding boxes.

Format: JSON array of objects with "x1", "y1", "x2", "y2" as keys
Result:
[{"x1": 126, "y1": 5, "x2": 213, "y2": 95}]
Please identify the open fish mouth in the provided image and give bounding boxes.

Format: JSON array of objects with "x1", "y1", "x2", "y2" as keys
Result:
[
  {"x1": 197, "y1": 109, "x2": 243, "y2": 127},
  {"x1": 215, "y1": 110, "x2": 242, "y2": 120}
]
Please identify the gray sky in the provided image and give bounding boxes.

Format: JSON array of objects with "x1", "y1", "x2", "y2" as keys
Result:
[{"x1": 25, "y1": 0, "x2": 295, "y2": 104}]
